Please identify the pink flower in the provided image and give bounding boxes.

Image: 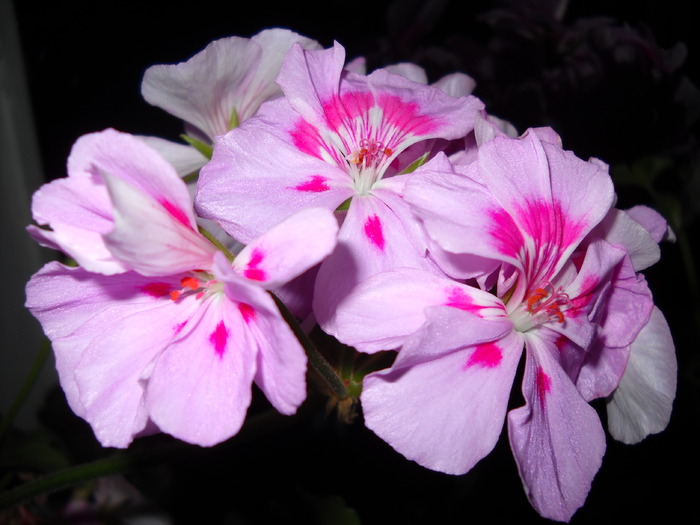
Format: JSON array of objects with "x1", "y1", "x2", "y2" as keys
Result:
[
  {"x1": 196, "y1": 41, "x2": 484, "y2": 332},
  {"x1": 25, "y1": 129, "x2": 338, "y2": 447},
  {"x1": 333, "y1": 129, "x2": 624, "y2": 521}
]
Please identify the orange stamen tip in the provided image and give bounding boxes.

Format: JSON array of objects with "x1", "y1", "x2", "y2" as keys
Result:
[
  {"x1": 169, "y1": 290, "x2": 182, "y2": 301},
  {"x1": 181, "y1": 276, "x2": 199, "y2": 290},
  {"x1": 384, "y1": 148, "x2": 393, "y2": 156}
]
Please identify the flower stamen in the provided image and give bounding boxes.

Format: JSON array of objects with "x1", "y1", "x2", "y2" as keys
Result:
[{"x1": 526, "y1": 283, "x2": 571, "y2": 324}]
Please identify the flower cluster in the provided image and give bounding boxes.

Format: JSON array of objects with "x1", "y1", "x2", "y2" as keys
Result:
[{"x1": 25, "y1": 28, "x2": 676, "y2": 522}]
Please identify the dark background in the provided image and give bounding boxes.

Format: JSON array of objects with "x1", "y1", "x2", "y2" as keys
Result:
[{"x1": 6, "y1": 0, "x2": 700, "y2": 523}]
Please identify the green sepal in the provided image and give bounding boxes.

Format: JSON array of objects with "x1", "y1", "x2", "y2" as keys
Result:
[
  {"x1": 182, "y1": 170, "x2": 200, "y2": 184},
  {"x1": 335, "y1": 197, "x2": 352, "y2": 212},
  {"x1": 229, "y1": 108, "x2": 240, "y2": 130},
  {"x1": 180, "y1": 134, "x2": 213, "y2": 160},
  {"x1": 398, "y1": 151, "x2": 430, "y2": 174}
]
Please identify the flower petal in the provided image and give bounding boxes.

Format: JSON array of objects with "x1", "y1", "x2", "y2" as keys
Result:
[
  {"x1": 606, "y1": 306, "x2": 677, "y2": 444},
  {"x1": 146, "y1": 295, "x2": 257, "y2": 447},
  {"x1": 575, "y1": 254, "x2": 653, "y2": 401},
  {"x1": 625, "y1": 204, "x2": 675, "y2": 243},
  {"x1": 233, "y1": 207, "x2": 338, "y2": 288},
  {"x1": 217, "y1": 253, "x2": 309, "y2": 415},
  {"x1": 141, "y1": 36, "x2": 261, "y2": 139},
  {"x1": 138, "y1": 135, "x2": 208, "y2": 177},
  {"x1": 196, "y1": 99, "x2": 352, "y2": 243},
  {"x1": 508, "y1": 334, "x2": 606, "y2": 522},
  {"x1": 312, "y1": 194, "x2": 439, "y2": 334},
  {"x1": 361, "y1": 312, "x2": 520, "y2": 475},
  {"x1": 332, "y1": 268, "x2": 505, "y2": 354},
  {"x1": 589, "y1": 207, "x2": 661, "y2": 271},
  {"x1": 28, "y1": 174, "x2": 127, "y2": 275},
  {"x1": 102, "y1": 171, "x2": 215, "y2": 276},
  {"x1": 241, "y1": 29, "x2": 322, "y2": 120},
  {"x1": 25, "y1": 262, "x2": 199, "y2": 447}
]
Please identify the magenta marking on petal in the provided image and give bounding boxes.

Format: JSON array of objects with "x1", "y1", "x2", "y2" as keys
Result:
[
  {"x1": 239, "y1": 303, "x2": 255, "y2": 324},
  {"x1": 377, "y1": 93, "x2": 439, "y2": 136},
  {"x1": 554, "y1": 335, "x2": 568, "y2": 353},
  {"x1": 465, "y1": 342, "x2": 502, "y2": 369},
  {"x1": 444, "y1": 286, "x2": 482, "y2": 313},
  {"x1": 290, "y1": 118, "x2": 324, "y2": 159},
  {"x1": 243, "y1": 248, "x2": 267, "y2": 281},
  {"x1": 363, "y1": 214, "x2": 385, "y2": 251},
  {"x1": 159, "y1": 199, "x2": 192, "y2": 229},
  {"x1": 244, "y1": 269, "x2": 266, "y2": 281},
  {"x1": 209, "y1": 321, "x2": 228, "y2": 358},
  {"x1": 141, "y1": 282, "x2": 171, "y2": 298},
  {"x1": 487, "y1": 208, "x2": 525, "y2": 259},
  {"x1": 323, "y1": 92, "x2": 375, "y2": 132},
  {"x1": 173, "y1": 320, "x2": 188, "y2": 335},
  {"x1": 568, "y1": 275, "x2": 599, "y2": 315},
  {"x1": 293, "y1": 175, "x2": 331, "y2": 193},
  {"x1": 536, "y1": 367, "x2": 551, "y2": 409}
]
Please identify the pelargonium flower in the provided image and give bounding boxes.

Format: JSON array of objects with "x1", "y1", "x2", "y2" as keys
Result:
[
  {"x1": 25, "y1": 129, "x2": 338, "y2": 447},
  {"x1": 333, "y1": 128, "x2": 653, "y2": 521},
  {"x1": 140, "y1": 29, "x2": 321, "y2": 175},
  {"x1": 196, "y1": 41, "x2": 484, "y2": 332}
]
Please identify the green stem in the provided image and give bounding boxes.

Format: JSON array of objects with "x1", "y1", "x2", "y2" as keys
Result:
[
  {"x1": 0, "y1": 439, "x2": 188, "y2": 511},
  {"x1": 271, "y1": 294, "x2": 350, "y2": 401},
  {"x1": 0, "y1": 339, "x2": 51, "y2": 446},
  {"x1": 199, "y1": 226, "x2": 235, "y2": 262},
  {"x1": 0, "y1": 409, "x2": 290, "y2": 511}
]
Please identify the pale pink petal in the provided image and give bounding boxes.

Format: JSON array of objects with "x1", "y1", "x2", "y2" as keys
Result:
[
  {"x1": 606, "y1": 306, "x2": 677, "y2": 444},
  {"x1": 425, "y1": 239, "x2": 501, "y2": 280},
  {"x1": 575, "y1": 255, "x2": 653, "y2": 400},
  {"x1": 196, "y1": 101, "x2": 353, "y2": 243},
  {"x1": 508, "y1": 335, "x2": 606, "y2": 522},
  {"x1": 216, "y1": 253, "x2": 309, "y2": 415},
  {"x1": 276, "y1": 42, "x2": 348, "y2": 132},
  {"x1": 431, "y1": 72, "x2": 477, "y2": 97},
  {"x1": 76, "y1": 294, "x2": 203, "y2": 448},
  {"x1": 70, "y1": 130, "x2": 198, "y2": 226},
  {"x1": 546, "y1": 240, "x2": 628, "y2": 350},
  {"x1": 146, "y1": 296, "x2": 257, "y2": 447},
  {"x1": 245, "y1": 292, "x2": 308, "y2": 415},
  {"x1": 344, "y1": 56, "x2": 366, "y2": 74},
  {"x1": 361, "y1": 312, "x2": 520, "y2": 475},
  {"x1": 332, "y1": 268, "x2": 505, "y2": 354},
  {"x1": 405, "y1": 160, "x2": 510, "y2": 264},
  {"x1": 590, "y1": 208, "x2": 661, "y2": 271},
  {"x1": 102, "y1": 172, "x2": 216, "y2": 276},
  {"x1": 240, "y1": 29, "x2": 322, "y2": 121},
  {"x1": 483, "y1": 131, "x2": 614, "y2": 280},
  {"x1": 365, "y1": 68, "x2": 484, "y2": 142},
  {"x1": 312, "y1": 194, "x2": 439, "y2": 334},
  {"x1": 530, "y1": 126, "x2": 563, "y2": 147},
  {"x1": 408, "y1": 131, "x2": 615, "y2": 283},
  {"x1": 25, "y1": 262, "x2": 199, "y2": 447},
  {"x1": 625, "y1": 204, "x2": 675, "y2": 243},
  {"x1": 232, "y1": 207, "x2": 338, "y2": 288},
  {"x1": 28, "y1": 175, "x2": 128, "y2": 275},
  {"x1": 279, "y1": 42, "x2": 483, "y2": 154},
  {"x1": 382, "y1": 63, "x2": 429, "y2": 84},
  {"x1": 138, "y1": 135, "x2": 208, "y2": 176},
  {"x1": 34, "y1": 129, "x2": 210, "y2": 275},
  {"x1": 141, "y1": 36, "x2": 261, "y2": 139}
]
